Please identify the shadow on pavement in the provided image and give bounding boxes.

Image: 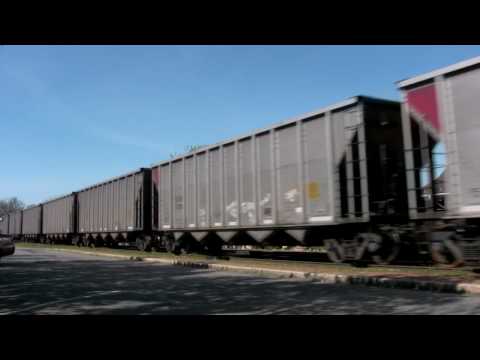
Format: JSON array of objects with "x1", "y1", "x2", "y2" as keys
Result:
[{"x1": 1, "y1": 250, "x2": 479, "y2": 315}]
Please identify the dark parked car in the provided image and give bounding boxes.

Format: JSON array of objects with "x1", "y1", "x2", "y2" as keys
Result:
[{"x1": 0, "y1": 235, "x2": 15, "y2": 260}]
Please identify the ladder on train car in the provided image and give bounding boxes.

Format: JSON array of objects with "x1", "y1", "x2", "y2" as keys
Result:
[{"x1": 337, "y1": 106, "x2": 368, "y2": 222}]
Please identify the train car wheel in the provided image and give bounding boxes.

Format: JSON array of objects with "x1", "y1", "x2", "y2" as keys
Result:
[
  {"x1": 153, "y1": 238, "x2": 164, "y2": 252},
  {"x1": 164, "y1": 239, "x2": 173, "y2": 253},
  {"x1": 371, "y1": 232, "x2": 401, "y2": 265},
  {"x1": 136, "y1": 238, "x2": 146, "y2": 252},
  {"x1": 431, "y1": 236, "x2": 464, "y2": 268},
  {"x1": 144, "y1": 237, "x2": 152, "y2": 252},
  {"x1": 163, "y1": 234, "x2": 181, "y2": 254},
  {"x1": 324, "y1": 239, "x2": 346, "y2": 263}
]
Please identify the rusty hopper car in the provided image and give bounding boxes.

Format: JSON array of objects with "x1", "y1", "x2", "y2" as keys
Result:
[
  {"x1": 42, "y1": 194, "x2": 76, "y2": 244},
  {"x1": 0, "y1": 215, "x2": 9, "y2": 235},
  {"x1": 76, "y1": 168, "x2": 152, "y2": 249},
  {"x1": 151, "y1": 96, "x2": 408, "y2": 263},
  {"x1": 8, "y1": 211, "x2": 22, "y2": 239},
  {"x1": 398, "y1": 56, "x2": 480, "y2": 265},
  {"x1": 21, "y1": 205, "x2": 42, "y2": 241}
]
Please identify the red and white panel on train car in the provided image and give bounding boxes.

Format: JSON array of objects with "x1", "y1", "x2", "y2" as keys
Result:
[
  {"x1": 405, "y1": 83, "x2": 443, "y2": 138},
  {"x1": 404, "y1": 82, "x2": 447, "y2": 215}
]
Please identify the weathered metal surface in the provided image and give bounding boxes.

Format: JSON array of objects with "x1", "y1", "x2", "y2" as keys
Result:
[
  {"x1": 77, "y1": 168, "x2": 151, "y2": 235},
  {"x1": 42, "y1": 195, "x2": 75, "y2": 235},
  {"x1": 8, "y1": 211, "x2": 22, "y2": 236},
  {"x1": 22, "y1": 205, "x2": 42, "y2": 235},
  {"x1": 0, "y1": 214, "x2": 9, "y2": 235}
]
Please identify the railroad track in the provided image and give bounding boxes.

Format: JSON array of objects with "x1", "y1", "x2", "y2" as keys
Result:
[
  {"x1": 223, "y1": 253, "x2": 478, "y2": 271},
  {"x1": 221, "y1": 250, "x2": 436, "y2": 270},
  {"x1": 20, "y1": 241, "x2": 479, "y2": 271}
]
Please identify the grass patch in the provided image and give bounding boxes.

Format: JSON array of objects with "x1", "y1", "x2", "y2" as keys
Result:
[{"x1": 15, "y1": 242, "x2": 209, "y2": 262}]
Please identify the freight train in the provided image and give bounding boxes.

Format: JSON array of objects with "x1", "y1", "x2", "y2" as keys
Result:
[{"x1": 1, "y1": 56, "x2": 480, "y2": 267}]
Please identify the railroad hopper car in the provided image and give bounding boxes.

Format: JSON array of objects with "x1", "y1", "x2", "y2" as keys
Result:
[
  {"x1": 0, "y1": 215, "x2": 9, "y2": 235},
  {"x1": 397, "y1": 56, "x2": 480, "y2": 265},
  {"x1": 21, "y1": 205, "x2": 42, "y2": 241},
  {"x1": 41, "y1": 194, "x2": 76, "y2": 244},
  {"x1": 76, "y1": 168, "x2": 152, "y2": 248},
  {"x1": 8, "y1": 211, "x2": 22, "y2": 240},
  {"x1": 151, "y1": 96, "x2": 409, "y2": 263}
]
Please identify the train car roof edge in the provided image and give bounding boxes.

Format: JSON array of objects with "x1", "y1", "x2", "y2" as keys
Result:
[
  {"x1": 397, "y1": 56, "x2": 480, "y2": 89},
  {"x1": 41, "y1": 192, "x2": 76, "y2": 206},
  {"x1": 75, "y1": 167, "x2": 150, "y2": 193},
  {"x1": 150, "y1": 95, "x2": 398, "y2": 168}
]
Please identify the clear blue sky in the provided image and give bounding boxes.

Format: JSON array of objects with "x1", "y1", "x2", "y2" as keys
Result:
[{"x1": 1, "y1": 45, "x2": 479, "y2": 206}]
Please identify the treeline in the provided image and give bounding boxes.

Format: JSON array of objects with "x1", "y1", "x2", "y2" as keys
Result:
[{"x1": 0, "y1": 198, "x2": 25, "y2": 218}]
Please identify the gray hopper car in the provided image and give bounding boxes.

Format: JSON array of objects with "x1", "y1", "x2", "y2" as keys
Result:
[
  {"x1": 8, "y1": 211, "x2": 22, "y2": 238},
  {"x1": 21, "y1": 205, "x2": 42, "y2": 240},
  {"x1": 76, "y1": 168, "x2": 151, "y2": 249},
  {"x1": 42, "y1": 194, "x2": 76, "y2": 244},
  {"x1": 0, "y1": 215, "x2": 9, "y2": 235},
  {"x1": 13, "y1": 56, "x2": 480, "y2": 266},
  {"x1": 151, "y1": 96, "x2": 408, "y2": 261},
  {"x1": 398, "y1": 55, "x2": 480, "y2": 265}
]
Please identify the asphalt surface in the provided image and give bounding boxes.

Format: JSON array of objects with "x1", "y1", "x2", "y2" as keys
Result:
[{"x1": 1, "y1": 248, "x2": 480, "y2": 315}]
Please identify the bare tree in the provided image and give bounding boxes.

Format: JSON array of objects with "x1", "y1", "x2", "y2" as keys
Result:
[
  {"x1": 170, "y1": 144, "x2": 207, "y2": 159},
  {"x1": 0, "y1": 197, "x2": 25, "y2": 218},
  {"x1": 185, "y1": 144, "x2": 205, "y2": 153}
]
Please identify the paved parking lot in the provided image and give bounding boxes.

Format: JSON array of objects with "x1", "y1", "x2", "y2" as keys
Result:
[{"x1": 1, "y1": 248, "x2": 480, "y2": 315}]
